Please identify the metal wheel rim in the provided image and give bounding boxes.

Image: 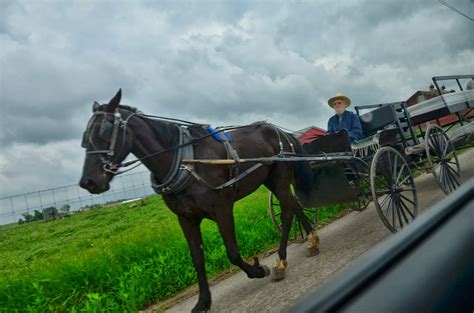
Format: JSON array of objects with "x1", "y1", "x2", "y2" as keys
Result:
[
  {"x1": 268, "y1": 192, "x2": 316, "y2": 241},
  {"x1": 425, "y1": 125, "x2": 461, "y2": 194},
  {"x1": 370, "y1": 147, "x2": 418, "y2": 233}
]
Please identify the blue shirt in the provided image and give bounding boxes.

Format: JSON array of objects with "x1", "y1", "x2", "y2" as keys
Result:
[{"x1": 327, "y1": 110, "x2": 363, "y2": 142}]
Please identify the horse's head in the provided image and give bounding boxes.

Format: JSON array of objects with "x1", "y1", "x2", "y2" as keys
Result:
[{"x1": 79, "y1": 89, "x2": 135, "y2": 194}]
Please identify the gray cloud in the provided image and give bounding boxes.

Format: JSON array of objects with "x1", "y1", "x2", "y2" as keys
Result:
[{"x1": 0, "y1": 0, "x2": 473, "y2": 197}]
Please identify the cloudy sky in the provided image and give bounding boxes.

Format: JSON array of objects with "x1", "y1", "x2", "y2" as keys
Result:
[{"x1": 0, "y1": 0, "x2": 473, "y2": 197}]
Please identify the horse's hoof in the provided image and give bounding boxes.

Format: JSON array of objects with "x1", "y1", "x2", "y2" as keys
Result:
[
  {"x1": 306, "y1": 246, "x2": 320, "y2": 257},
  {"x1": 191, "y1": 299, "x2": 211, "y2": 313},
  {"x1": 263, "y1": 265, "x2": 271, "y2": 277},
  {"x1": 192, "y1": 306, "x2": 210, "y2": 313},
  {"x1": 272, "y1": 266, "x2": 286, "y2": 281}
]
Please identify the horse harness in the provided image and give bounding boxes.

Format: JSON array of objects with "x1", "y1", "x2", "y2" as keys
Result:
[
  {"x1": 82, "y1": 105, "x2": 297, "y2": 195},
  {"x1": 153, "y1": 126, "x2": 253, "y2": 195},
  {"x1": 150, "y1": 126, "x2": 194, "y2": 194},
  {"x1": 152, "y1": 123, "x2": 297, "y2": 195}
]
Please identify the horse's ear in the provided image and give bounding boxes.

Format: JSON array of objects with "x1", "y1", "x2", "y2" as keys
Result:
[
  {"x1": 92, "y1": 101, "x2": 100, "y2": 112},
  {"x1": 107, "y1": 89, "x2": 122, "y2": 112}
]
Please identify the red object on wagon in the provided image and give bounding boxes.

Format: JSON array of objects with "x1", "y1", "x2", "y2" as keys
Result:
[{"x1": 295, "y1": 126, "x2": 327, "y2": 144}]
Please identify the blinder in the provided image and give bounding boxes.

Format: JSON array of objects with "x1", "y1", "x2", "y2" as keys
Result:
[
  {"x1": 81, "y1": 131, "x2": 88, "y2": 148},
  {"x1": 80, "y1": 116, "x2": 115, "y2": 148},
  {"x1": 81, "y1": 117, "x2": 114, "y2": 148},
  {"x1": 99, "y1": 118, "x2": 114, "y2": 143}
]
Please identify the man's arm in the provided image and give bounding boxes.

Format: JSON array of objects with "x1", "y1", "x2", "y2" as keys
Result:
[
  {"x1": 348, "y1": 113, "x2": 363, "y2": 141},
  {"x1": 327, "y1": 116, "x2": 335, "y2": 133}
]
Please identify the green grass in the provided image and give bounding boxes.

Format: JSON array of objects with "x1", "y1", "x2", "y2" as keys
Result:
[{"x1": 0, "y1": 187, "x2": 347, "y2": 312}]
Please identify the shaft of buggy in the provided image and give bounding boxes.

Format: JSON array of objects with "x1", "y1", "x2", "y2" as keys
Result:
[{"x1": 183, "y1": 153, "x2": 360, "y2": 165}]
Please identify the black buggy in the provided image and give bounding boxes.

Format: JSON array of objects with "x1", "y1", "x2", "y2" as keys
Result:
[{"x1": 268, "y1": 74, "x2": 473, "y2": 236}]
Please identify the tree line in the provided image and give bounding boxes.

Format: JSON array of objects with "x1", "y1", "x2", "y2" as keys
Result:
[
  {"x1": 17, "y1": 198, "x2": 132, "y2": 224},
  {"x1": 18, "y1": 204, "x2": 71, "y2": 224}
]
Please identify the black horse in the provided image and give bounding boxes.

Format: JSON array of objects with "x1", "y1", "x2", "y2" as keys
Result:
[{"x1": 79, "y1": 90, "x2": 319, "y2": 312}]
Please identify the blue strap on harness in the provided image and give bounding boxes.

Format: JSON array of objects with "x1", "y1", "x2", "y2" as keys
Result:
[{"x1": 207, "y1": 126, "x2": 233, "y2": 142}]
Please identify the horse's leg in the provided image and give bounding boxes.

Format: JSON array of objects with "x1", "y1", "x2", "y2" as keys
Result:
[
  {"x1": 274, "y1": 165, "x2": 320, "y2": 257},
  {"x1": 271, "y1": 191, "x2": 294, "y2": 281},
  {"x1": 267, "y1": 184, "x2": 302, "y2": 280},
  {"x1": 215, "y1": 206, "x2": 270, "y2": 279},
  {"x1": 311, "y1": 208, "x2": 320, "y2": 254},
  {"x1": 177, "y1": 215, "x2": 211, "y2": 313},
  {"x1": 266, "y1": 181, "x2": 319, "y2": 282},
  {"x1": 291, "y1": 199, "x2": 320, "y2": 257}
]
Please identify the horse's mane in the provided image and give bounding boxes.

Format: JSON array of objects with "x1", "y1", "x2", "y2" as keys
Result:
[
  {"x1": 99, "y1": 103, "x2": 141, "y2": 113},
  {"x1": 146, "y1": 118, "x2": 180, "y2": 147},
  {"x1": 97, "y1": 103, "x2": 179, "y2": 146},
  {"x1": 119, "y1": 104, "x2": 141, "y2": 113}
]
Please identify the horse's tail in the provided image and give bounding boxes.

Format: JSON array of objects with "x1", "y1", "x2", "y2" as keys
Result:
[{"x1": 287, "y1": 135, "x2": 314, "y2": 208}]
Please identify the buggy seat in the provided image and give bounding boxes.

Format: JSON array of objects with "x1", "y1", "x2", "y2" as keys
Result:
[{"x1": 352, "y1": 102, "x2": 418, "y2": 157}]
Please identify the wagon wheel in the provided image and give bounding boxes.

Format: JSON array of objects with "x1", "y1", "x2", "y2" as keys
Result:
[
  {"x1": 370, "y1": 147, "x2": 418, "y2": 233},
  {"x1": 268, "y1": 192, "x2": 317, "y2": 241},
  {"x1": 425, "y1": 124, "x2": 461, "y2": 194},
  {"x1": 345, "y1": 160, "x2": 372, "y2": 211}
]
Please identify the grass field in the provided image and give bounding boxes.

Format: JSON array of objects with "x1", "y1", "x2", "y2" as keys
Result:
[{"x1": 0, "y1": 186, "x2": 347, "y2": 312}]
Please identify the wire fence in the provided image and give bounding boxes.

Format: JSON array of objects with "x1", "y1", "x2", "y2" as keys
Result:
[{"x1": 0, "y1": 171, "x2": 155, "y2": 226}]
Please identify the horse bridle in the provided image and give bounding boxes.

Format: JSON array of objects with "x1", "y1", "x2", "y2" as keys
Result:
[{"x1": 82, "y1": 107, "x2": 138, "y2": 174}]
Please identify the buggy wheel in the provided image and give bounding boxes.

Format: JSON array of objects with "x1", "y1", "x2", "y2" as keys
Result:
[
  {"x1": 425, "y1": 124, "x2": 461, "y2": 194},
  {"x1": 370, "y1": 147, "x2": 418, "y2": 233},
  {"x1": 345, "y1": 159, "x2": 372, "y2": 211},
  {"x1": 268, "y1": 192, "x2": 317, "y2": 241}
]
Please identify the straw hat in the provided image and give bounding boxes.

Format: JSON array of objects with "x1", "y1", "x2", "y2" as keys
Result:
[{"x1": 328, "y1": 93, "x2": 351, "y2": 108}]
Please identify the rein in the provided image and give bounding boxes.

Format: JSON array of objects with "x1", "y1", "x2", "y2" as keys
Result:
[
  {"x1": 83, "y1": 107, "x2": 255, "y2": 175},
  {"x1": 118, "y1": 122, "x2": 253, "y2": 171},
  {"x1": 83, "y1": 106, "x2": 302, "y2": 193}
]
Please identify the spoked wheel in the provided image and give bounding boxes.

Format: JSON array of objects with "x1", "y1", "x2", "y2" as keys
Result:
[
  {"x1": 425, "y1": 124, "x2": 461, "y2": 194},
  {"x1": 268, "y1": 192, "x2": 317, "y2": 241},
  {"x1": 370, "y1": 147, "x2": 418, "y2": 233},
  {"x1": 345, "y1": 160, "x2": 372, "y2": 211}
]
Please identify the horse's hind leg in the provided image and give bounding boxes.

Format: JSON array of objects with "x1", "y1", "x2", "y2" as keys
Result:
[
  {"x1": 264, "y1": 176, "x2": 298, "y2": 280},
  {"x1": 177, "y1": 216, "x2": 212, "y2": 313},
  {"x1": 273, "y1": 175, "x2": 320, "y2": 257},
  {"x1": 292, "y1": 200, "x2": 320, "y2": 257},
  {"x1": 273, "y1": 194, "x2": 294, "y2": 281},
  {"x1": 267, "y1": 182, "x2": 319, "y2": 281},
  {"x1": 306, "y1": 208, "x2": 320, "y2": 256},
  {"x1": 215, "y1": 205, "x2": 271, "y2": 279}
]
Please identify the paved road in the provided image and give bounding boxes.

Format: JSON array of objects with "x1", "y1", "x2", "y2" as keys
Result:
[{"x1": 155, "y1": 148, "x2": 474, "y2": 313}]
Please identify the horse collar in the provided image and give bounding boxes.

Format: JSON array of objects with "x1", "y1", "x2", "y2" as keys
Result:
[{"x1": 150, "y1": 126, "x2": 194, "y2": 195}]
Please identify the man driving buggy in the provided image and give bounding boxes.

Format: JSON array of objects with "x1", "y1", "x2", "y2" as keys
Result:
[{"x1": 327, "y1": 93, "x2": 362, "y2": 142}]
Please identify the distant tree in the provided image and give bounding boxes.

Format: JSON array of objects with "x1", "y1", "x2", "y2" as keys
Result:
[
  {"x1": 21, "y1": 212, "x2": 33, "y2": 223},
  {"x1": 33, "y1": 210, "x2": 44, "y2": 221},
  {"x1": 60, "y1": 204, "x2": 71, "y2": 214},
  {"x1": 43, "y1": 207, "x2": 58, "y2": 220},
  {"x1": 18, "y1": 218, "x2": 25, "y2": 225}
]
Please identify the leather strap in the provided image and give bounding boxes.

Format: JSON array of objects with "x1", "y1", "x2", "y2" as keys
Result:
[{"x1": 183, "y1": 163, "x2": 263, "y2": 191}]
